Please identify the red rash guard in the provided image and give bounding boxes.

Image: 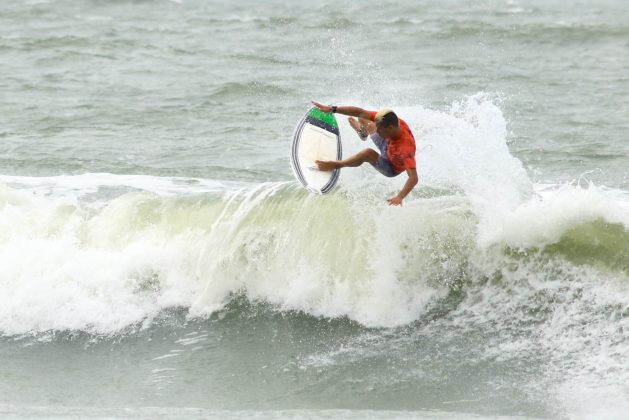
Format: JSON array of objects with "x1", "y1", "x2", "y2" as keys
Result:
[{"x1": 368, "y1": 111, "x2": 416, "y2": 174}]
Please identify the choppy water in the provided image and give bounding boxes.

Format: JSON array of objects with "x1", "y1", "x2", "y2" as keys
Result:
[{"x1": 1, "y1": 1, "x2": 628, "y2": 419}]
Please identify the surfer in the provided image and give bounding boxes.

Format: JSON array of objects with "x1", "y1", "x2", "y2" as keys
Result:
[{"x1": 311, "y1": 101, "x2": 418, "y2": 206}]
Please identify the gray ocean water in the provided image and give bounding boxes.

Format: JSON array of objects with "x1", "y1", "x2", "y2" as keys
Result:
[{"x1": 1, "y1": 0, "x2": 629, "y2": 419}]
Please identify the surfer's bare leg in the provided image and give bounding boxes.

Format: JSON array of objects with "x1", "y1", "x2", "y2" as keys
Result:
[
  {"x1": 316, "y1": 149, "x2": 379, "y2": 171},
  {"x1": 348, "y1": 117, "x2": 376, "y2": 141}
]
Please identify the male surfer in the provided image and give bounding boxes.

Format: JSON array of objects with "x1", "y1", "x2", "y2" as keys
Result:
[{"x1": 311, "y1": 101, "x2": 418, "y2": 206}]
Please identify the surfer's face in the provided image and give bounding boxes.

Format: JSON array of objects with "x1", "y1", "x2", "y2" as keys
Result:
[{"x1": 376, "y1": 124, "x2": 397, "y2": 139}]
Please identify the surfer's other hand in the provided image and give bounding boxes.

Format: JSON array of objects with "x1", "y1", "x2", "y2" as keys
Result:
[
  {"x1": 311, "y1": 101, "x2": 332, "y2": 113},
  {"x1": 388, "y1": 196, "x2": 403, "y2": 206}
]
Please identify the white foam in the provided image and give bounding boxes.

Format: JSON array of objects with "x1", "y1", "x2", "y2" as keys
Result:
[
  {"x1": 0, "y1": 173, "x2": 237, "y2": 203},
  {"x1": 0, "y1": 183, "x2": 208, "y2": 335},
  {"x1": 337, "y1": 94, "x2": 533, "y2": 216},
  {"x1": 0, "y1": 176, "x2": 465, "y2": 334}
]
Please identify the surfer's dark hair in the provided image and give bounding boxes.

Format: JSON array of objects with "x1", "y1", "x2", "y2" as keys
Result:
[{"x1": 375, "y1": 110, "x2": 399, "y2": 128}]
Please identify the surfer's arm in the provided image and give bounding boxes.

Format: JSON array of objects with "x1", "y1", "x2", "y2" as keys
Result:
[
  {"x1": 388, "y1": 168, "x2": 419, "y2": 206},
  {"x1": 311, "y1": 101, "x2": 373, "y2": 120}
]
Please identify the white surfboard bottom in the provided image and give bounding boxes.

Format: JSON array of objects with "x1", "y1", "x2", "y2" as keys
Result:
[{"x1": 292, "y1": 122, "x2": 341, "y2": 194}]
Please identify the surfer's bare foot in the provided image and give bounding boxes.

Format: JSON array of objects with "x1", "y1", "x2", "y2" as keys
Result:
[
  {"x1": 315, "y1": 160, "x2": 341, "y2": 171},
  {"x1": 348, "y1": 117, "x2": 369, "y2": 141}
]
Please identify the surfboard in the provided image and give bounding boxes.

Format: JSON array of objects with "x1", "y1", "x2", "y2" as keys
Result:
[{"x1": 290, "y1": 107, "x2": 342, "y2": 194}]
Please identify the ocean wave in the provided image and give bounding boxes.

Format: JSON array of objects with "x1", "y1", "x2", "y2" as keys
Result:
[
  {"x1": 0, "y1": 95, "x2": 628, "y2": 337},
  {"x1": 0, "y1": 175, "x2": 627, "y2": 337}
]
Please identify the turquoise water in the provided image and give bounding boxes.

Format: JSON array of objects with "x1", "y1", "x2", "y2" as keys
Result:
[{"x1": 1, "y1": 1, "x2": 628, "y2": 419}]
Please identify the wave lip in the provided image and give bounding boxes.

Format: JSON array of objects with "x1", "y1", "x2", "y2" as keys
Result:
[{"x1": 480, "y1": 183, "x2": 629, "y2": 250}]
